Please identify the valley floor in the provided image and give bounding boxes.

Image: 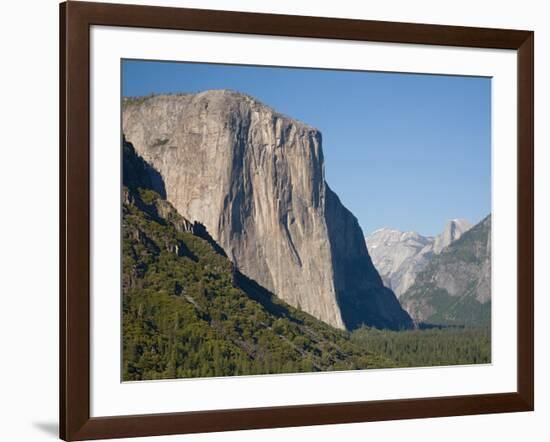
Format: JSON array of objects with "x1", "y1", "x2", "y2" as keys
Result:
[{"x1": 352, "y1": 325, "x2": 491, "y2": 368}]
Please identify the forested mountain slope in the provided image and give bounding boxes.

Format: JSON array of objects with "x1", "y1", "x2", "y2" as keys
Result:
[
  {"x1": 122, "y1": 143, "x2": 396, "y2": 380},
  {"x1": 399, "y1": 215, "x2": 491, "y2": 326}
]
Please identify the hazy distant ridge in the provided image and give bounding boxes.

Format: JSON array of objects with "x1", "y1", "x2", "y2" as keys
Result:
[{"x1": 366, "y1": 219, "x2": 472, "y2": 297}]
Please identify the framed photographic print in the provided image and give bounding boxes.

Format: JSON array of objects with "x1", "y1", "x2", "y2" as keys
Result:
[{"x1": 60, "y1": 1, "x2": 534, "y2": 440}]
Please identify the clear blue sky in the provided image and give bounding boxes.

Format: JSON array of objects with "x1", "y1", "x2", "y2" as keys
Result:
[{"x1": 122, "y1": 59, "x2": 491, "y2": 237}]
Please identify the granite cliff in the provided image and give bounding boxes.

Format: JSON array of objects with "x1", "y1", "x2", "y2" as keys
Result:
[{"x1": 122, "y1": 90, "x2": 412, "y2": 330}]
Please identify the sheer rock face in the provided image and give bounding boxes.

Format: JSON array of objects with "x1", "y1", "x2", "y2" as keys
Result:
[
  {"x1": 123, "y1": 90, "x2": 412, "y2": 330},
  {"x1": 366, "y1": 219, "x2": 472, "y2": 297},
  {"x1": 432, "y1": 219, "x2": 472, "y2": 254}
]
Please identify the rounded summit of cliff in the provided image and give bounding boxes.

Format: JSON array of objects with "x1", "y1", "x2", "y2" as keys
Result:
[{"x1": 123, "y1": 89, "x2": 319, "y2": 134}]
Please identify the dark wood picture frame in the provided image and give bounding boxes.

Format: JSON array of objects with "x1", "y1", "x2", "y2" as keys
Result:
[{"x1": 60, "y1": 1, "x2": 534, "y2": 440}]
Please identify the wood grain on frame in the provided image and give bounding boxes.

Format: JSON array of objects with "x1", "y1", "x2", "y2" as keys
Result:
[{"x1": 60, "y1": 1, "x2": 534, "y2": 440}]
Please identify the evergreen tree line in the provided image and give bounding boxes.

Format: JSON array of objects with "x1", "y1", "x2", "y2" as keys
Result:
[{"x1": 351, "y1": 325, "x2": 491, "y2": 367}]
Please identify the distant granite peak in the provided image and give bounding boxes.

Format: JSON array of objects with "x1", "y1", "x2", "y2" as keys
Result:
[
  {"x1": 433, "y1": 218, "x2": 472, "y2": 254},
  {"x1": 366, "y1": 218, "x2": 472, "y2": 297}
]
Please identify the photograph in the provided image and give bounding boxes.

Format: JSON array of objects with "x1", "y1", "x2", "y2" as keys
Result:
[
  {"x1": 1, "y1": 0, "x2": 542, "y2": 441},
  {"x1": 121, "y1": 60, "x2": 492, "y2": 381}
]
